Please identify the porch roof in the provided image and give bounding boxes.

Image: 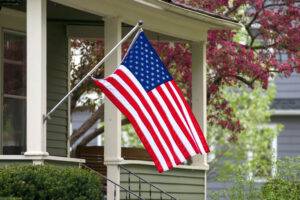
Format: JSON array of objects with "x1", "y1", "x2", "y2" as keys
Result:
[{"x1": 52, "y1": 0, "x2": 242, "y2": 41}]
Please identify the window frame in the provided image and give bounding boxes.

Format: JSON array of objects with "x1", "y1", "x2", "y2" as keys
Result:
[
  {"x1": 0, "y1": 28, "x2": 26, "y2": 155},
  {"x1": 247, "y1": 123, "x2": 278, "y2": 183}
]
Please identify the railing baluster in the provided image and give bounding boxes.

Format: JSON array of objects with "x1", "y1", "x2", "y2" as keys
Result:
[
  {"x1": 114, "y1": 185, "x2": 116, "y2": 200},
  {"x1": 139, "y1": 179, "x2": 141, "y2": 197},
  {"x1": 149, "y1": 185, "x2": 152, "y2": 200},
  {"x1": 119, "y1": 165, "x2": 177, "y2": 200},
  {"x1": 128, "y1": 172, "x2": 131, "y2": 200},
  {"x1": 82, "y1": 164, "x2": 145, "y2": 200}
]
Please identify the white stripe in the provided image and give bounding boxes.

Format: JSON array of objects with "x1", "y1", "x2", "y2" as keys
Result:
[
  {"x1": 119, "y1": 65, "x2": 185, "y2": 162},
  {"x1": 152, "y1": 88, "x2": 197, "y2": 156},
  {"x1": 161, "y1": 84, "x2": 196, "y2": 143},
  {"x1": 98, "y1": 79, "x2": 169, "y2": 171},
  {"x1": 110, "y1": 74, "x2": 176, "y2": 166},
  {"x1": 168, "y1": 82, "x2": 206, "y2": 154}
]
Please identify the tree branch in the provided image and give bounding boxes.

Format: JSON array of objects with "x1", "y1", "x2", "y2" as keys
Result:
[
  {"x1": 70, "y1": 118, "x2": 130, "y2": 154},
  {"x1": 70, "y1": 104, "x2": 104, "y2": 145}
]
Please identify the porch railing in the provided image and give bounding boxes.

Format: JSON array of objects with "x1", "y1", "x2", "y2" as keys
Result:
[
  {"x1": 82, "y1": 164, "x2": 145, "y2": 200},
  {"x1": 120, "y1": 165, "x2": 177, "y2": 200}
]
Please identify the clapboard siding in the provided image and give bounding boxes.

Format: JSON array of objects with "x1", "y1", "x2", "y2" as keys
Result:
[
  {"x1": 47, "y1": 22, "x2": 68, "y2": 156},
  {"x1": 272, "y1": 116, "x2": 300, "y2": 158},
  {"x1": 275, "y1": 73, "x2": 300, "y2": 98},
  {"x1": 120, "y1": 164, "x2": 205, "y2": 200}
]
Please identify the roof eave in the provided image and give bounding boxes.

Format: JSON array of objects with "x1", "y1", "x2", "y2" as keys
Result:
[{"x1": 144, "y1": 0, "x2": 243, "y2": 30}]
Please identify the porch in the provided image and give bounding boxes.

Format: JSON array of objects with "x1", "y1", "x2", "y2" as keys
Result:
[
  {"x1": 0, "y1": 0, "x2": 240, "y2": 199},
  {"x1": 76, "y1": 146, "x2": 206, "y2": 200}
]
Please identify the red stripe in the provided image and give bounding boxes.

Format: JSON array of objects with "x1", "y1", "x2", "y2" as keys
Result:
[
  {"x1": 156, "y1": 86, "x2": 200, "y2": 154},
  {"x1": 165, "y1": 82, "x2": 197, "y2": 144},
  {"x1": 105, "y1": 77, "x2": 173, "y2": 170},
  {"x1": 148, "y1": 91, "x2": 191, "y2": 160},
  {"x1": 115, "y1": 70, "x2": 181, "y2": 165},
  {"x1": 93, "y1": 79, "x2": 164, "y2": 172},
  {"x1": 170, "y1": 80, "x2": 210, "y2": 153}
]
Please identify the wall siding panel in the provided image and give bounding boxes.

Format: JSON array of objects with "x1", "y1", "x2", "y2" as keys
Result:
[
  {"x1": 47, "y1": 22, "x2": 68, "y2": 156},
  {"x1": 275, "y1": 73, "x2": 300, "y2": 99},
  {"x1": 120, "y1": 164, "x2": 205, "y2": 200},
  {"x1": 272, "y1": 116, "x2": 300, "y2": 158}
]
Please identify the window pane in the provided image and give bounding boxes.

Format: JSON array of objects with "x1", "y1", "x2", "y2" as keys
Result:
[
  {"x1": 4, "y1": 32, "x2": 26, "y2": 61},
  {"x1": 4, "y1": 63, "x2": 26, "y2": 96},
  {"x1": 3, "y1": 32, "x2": 26, "y2": 96},
  {"x1": 3, "y1": 98, "x2": 26, "y2": 155}
]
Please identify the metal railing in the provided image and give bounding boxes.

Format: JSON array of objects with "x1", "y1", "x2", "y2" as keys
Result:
[
  {"x1": 82, "y1": 164, "x2": 145, "y2": 200},
  {"x1": 120, "y1": 165, "x2": 177, "y2": 200}
]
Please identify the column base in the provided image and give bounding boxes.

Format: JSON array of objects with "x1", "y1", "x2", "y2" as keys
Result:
[
  {"x1": 104, "y1": 157, "x2": 124, "y2": 165},
  {"x1": 24, "y1": 151, "x2": 49, "y2": 156}
]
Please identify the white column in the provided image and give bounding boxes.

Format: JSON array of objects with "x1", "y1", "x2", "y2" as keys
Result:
[
  {"x1": 104, "y1": 17, "x2": 123, "y2": 200},
  {"x1": 191, "y1": 41, "x2": 209, "y2": 200},
  {"x1": 191, "y1": 40, "x2": 208, "y2": 166},
  {"x1": 24, "y1": 0, "x2": 48, "y2": 156}
]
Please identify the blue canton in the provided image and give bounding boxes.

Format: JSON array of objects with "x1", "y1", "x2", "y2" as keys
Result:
[{"x1": 121, "y1": 31, "x2": 173, "y2": 92}]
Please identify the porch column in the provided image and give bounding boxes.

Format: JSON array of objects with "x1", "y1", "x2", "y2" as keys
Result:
[
  {"x1": 191, "y1": 40, "x2": 209, "y2": 199},
  {"x1": 25, "y1": 0, "x2": 48, "y2": 156},
  {"x1": 104, "y1": 17, "x2": 122, "y2": 200}
]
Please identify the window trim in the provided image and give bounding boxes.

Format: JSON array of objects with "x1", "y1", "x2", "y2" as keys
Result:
[
  {"x1": 0, "y1": 28, "x2": 26, "y2": 155},
  {"x1": 247, "y1": 123, "x2": 278, "y2": 183}
]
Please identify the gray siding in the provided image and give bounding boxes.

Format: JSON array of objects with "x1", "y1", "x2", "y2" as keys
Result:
[
  {"x1": 275, "y1": 73, "x2": 300, "y2": 99},
  {"x1": 47, "y1": 22, "x2": 68, "y2": 157},
  {"x1": 120, "y1": 164, "x2": 205, "y2": 200},
  {"x1": 272, "y1": 116, "x2": 300, "y2": 158}
]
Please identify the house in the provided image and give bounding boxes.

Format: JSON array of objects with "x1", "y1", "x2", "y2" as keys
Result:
[
  {"x1": 0, "y1": 0, "x2": 240, "y2": 199},
  {"x1": 206, "y1": 74, "x2": 300, "y2": 199},
  {"x1": 272, "y1": 73, "x2": 300, "y2": 158}
]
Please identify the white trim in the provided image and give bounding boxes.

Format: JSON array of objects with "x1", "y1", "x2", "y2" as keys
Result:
[
  {"x1": 247, "y1": 123, "x2": 278, "y2": 182},
  {"x1": 52, "y1": 0, "x2": 236, "y2": 42},
  {"x1": 120, "y1": 159, "x2": 209, "y2": 170},
  {"x1": 0, "y1": 155, "x2": 85, "y2": 163},
  {"x1": 25, "y1": 0, "x2": 48, "y2": 156},
  {"x1": 67, "y1": 37, "x2": 71, "y2": 157},
  {"x1": 144, "y1": 0, "x2": 242, "y2": 29},
  {"x1": 272, "y1": 109, "x2": 300, "y2": 116}
]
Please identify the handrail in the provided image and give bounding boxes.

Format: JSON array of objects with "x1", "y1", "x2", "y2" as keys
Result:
[
  {"x1": 82, "y1": 164, "x2": 145, "y2": 200},
  {"x1": 119, "y1": 165, "x2": 177, "y2": 200}
]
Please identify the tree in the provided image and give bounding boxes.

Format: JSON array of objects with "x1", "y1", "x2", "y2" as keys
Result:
[
  {"x1": 207, "y1": 84, "x2": 282, "y2": 180},
  {"x1": 69, "y1": 0, "x2": 300, "y2": 152}
]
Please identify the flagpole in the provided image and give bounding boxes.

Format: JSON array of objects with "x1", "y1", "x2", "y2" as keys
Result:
[{"x1": 44, "y1": 20, "x2": 144, "y2": 122}]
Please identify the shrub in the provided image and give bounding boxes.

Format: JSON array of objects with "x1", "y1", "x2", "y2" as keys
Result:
[
  {"x1": 261, "y1": 178, "x2": 300, "y2": 200},
  {"x1": 261, "y1": 157, "x2": 300, "y2": 200},
  {"x1": 0, "y1": 165, "x2": 102, "y2": 200}
]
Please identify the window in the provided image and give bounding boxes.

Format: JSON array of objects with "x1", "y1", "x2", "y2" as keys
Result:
[
  {"x1": 248, "y1": 124, "x2": 278, "y2": 182},
  {"x1": 1, "y1": 30, "x2": 26, "y2": 155}
]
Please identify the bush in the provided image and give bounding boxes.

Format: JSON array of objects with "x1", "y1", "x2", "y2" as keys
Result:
[
  {"x1": 209, "y1": 157, "x2": 300, "y2": 200},
  {"x1": 262, "y1": 178, "x2": 300, "y2": 200},
  {"x1": 0, "y1": 165, "x2": 103, "y2": 200},
  {"x1": 262, "y1": 157, "x2": 300, "y2": 200}
]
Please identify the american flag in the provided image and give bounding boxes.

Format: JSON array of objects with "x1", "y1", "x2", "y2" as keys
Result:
[{"x1": 93, "y1": 31, "x2": 209, "y2": 172}]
